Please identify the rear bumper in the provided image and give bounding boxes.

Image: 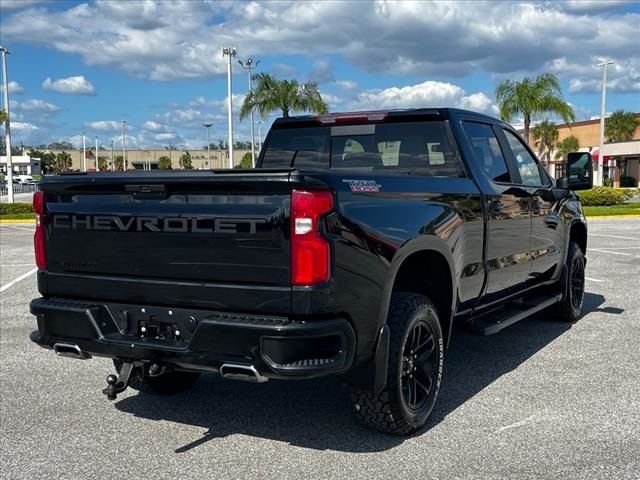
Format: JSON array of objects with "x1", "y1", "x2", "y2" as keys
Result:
[{"x1": 30, "y1": 297, "x2": 356, "y2": 380}]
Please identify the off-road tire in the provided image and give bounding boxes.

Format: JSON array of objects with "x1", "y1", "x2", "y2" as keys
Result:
[
  {"x1": 351, "y1": 292, "x2": 444, "y2": 435},
  {"x1": 550, "y1": 241, "x2": 585, "y2": 322},
  {"x1": 113, "y1": 360, "x2": 201, "y2": 395}
]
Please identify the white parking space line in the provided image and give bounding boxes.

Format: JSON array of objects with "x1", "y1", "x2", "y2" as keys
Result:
[
  {"x1": 0, "y1": 267, "x2": 38, "y2": 293},
  {"x1": 585, "y1": 277, "x2": 604, "y2": 283},
  {"x1": 589, "y1": 248, "x2": 632, "y2": 256},
  {"x1": 589, "y1": 233, "x2": 640, "y2": 241},
  {"x1": 1, "y1": 263, "x2": 36, "y2": 267},
  {"x1": 0, "y1": 224, "x2": 34, "y2": 232}
]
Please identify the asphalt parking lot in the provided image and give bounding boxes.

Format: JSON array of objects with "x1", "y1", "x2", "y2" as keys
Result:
[{"x1": 1, "y1": 219, "x2": 639, "y2": 480}]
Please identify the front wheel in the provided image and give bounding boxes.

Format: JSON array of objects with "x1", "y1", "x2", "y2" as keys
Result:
[
  {"x1": 550, "y1": 241, "x2": 585, "y2": 322},
  {"x1": 351, "y1": 293, "x2": 444, "y2": 435}
]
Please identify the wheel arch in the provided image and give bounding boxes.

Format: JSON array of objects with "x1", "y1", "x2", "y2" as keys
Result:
[
  {"x1": 570, "y1": 220, "x2": 587, "y2": 254},
  {"x1": 378, "y1": 237, "x2": 457, "y2": 349}
]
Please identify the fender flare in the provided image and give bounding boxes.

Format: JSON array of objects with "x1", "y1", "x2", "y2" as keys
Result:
[{"x1": 376, "y1": 235, "x2": 458, "y2": 347}]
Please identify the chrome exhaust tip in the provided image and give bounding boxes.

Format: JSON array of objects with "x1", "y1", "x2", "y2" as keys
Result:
[
  {"x1": 53, "y1": 342, "x2": 90, "y2": 360},
  {"x1": 219, "y1": 363, "x2": 268, "y2": 383}
]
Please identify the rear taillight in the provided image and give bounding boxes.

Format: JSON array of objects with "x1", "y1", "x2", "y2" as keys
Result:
[
  {"x1": 291, "y1": 189, "x2": 334, "y2": 286},
  {"x1": 33, "y1": 191, "x2": 46, "y2": 270}
]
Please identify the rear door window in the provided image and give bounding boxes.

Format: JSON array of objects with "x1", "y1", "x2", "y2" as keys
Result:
[{"x1": 462, "y1": 122, "x2": 511, "y2": 183}]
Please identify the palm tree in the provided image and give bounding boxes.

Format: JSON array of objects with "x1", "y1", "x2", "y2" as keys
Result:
[
  {"x1": 495, "y1": 73, "x2": 575, "y2": 145},
  {"x1": 531, "y1": 120, "x2": 558, "y2": 165},
  {"x1": 605, "y1": 110, "x2": 640, "y2": 142},
  {"x1": 240, "y1": 73, "x2": 328, "y2": 120},
  {"x1": 554, "y1": 136, "x2": 579, "y2": 161},
  {"x1": 56, "y1": 151, "x2": 72, "y2": 172}
]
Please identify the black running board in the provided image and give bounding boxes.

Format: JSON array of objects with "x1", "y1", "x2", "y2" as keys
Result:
[{"x1": 470, "y1": 293, "x2": 562, "y2": 336}]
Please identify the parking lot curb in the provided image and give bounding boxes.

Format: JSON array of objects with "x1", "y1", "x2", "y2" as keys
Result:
[
  {"x1": 0, "y1": 218, "x2": 36, "y2": 224},
  {"x1": 586, "y1": 214, "x2": 640, "y2": 220}
]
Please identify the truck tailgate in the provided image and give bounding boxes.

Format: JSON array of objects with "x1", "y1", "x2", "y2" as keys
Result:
[{"x1": 39, "y1": 170, "x2": 294, "y2": 310}]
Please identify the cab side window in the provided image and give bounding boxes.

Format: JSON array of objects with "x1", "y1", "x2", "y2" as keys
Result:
[
  {"x1": 462, "y1": 122, "x2": 511, "y2": 183},
  {"x1": 502, "y1": 129, "x2": 546, "y2": 187}
]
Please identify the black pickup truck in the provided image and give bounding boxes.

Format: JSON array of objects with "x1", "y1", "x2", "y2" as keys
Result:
[{"x1": 30, "y1": 108, "x2": 593, "y2": 434}]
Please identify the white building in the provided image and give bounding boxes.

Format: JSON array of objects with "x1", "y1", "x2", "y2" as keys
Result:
[{"x1": 0, "y1": 156, "x2": 42, "y2": 176}]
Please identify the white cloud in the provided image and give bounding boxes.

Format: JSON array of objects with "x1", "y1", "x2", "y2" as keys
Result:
[
  {"x1": 347, "y1": 81, "x2": 497, "y2": 115},
  {"x1": 2, "y1": 1, "x2": 636, "y2": 83},
  {"x1": 3, "y1": 81, "x2": 24, "y2": 94},
  {"x1": 86, "y1": 120, "x2": 122, "y2": 132},
  {"x1": 308, "y1": 59, "x2": 334, "y2": 84},
  {"x1": 12, "y1": 98, "x2": 60, "y2": 113},
  {"x1": 0, "y1": 0, "x2": 43, "y2": 11},
  {"x1": 11, "y1": 121, "x2": 39, "y2": 132},
  {"x1": 42, "y1": 76, "x2": 96, "y2": 95},
  {"x1": 141, "y1": 121, "x2": 169, "y2": 132}
]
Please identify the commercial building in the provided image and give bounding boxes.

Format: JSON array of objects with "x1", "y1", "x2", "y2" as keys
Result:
[
  {"x1": 0, "y1": 155, "x2": 42, "y2": 175},
  {"x1": 41, "y1": 148, "x2": 252, "y2": 171},
  {"x1": 544, "y1": 114, "x2": 640, "y2": 187}
]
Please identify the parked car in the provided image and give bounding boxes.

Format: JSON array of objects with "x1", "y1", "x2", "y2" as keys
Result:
[{"x1": 29, "y1": 108, "x2": 592, "y2": 434}]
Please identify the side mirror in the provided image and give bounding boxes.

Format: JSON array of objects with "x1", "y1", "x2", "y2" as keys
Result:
[{"x1": 558, "y1": 152, "x2": 593, "y2": 191}]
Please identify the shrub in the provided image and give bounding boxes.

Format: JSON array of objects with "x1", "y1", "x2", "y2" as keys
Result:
[
  {"x1": 578, "y1": 187, "x2": 629, "y2": 206},
  {"x1": 0, "y1": 202, "x2": 34, "y2": 215},
  {"x1": 620, "y1": 176, "x2": 636, "y2": 188}
]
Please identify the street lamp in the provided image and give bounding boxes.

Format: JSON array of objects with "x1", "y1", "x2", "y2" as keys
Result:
[
  {"x1": 95, "y1": 136, "x2": 99, "y2": 171},
  {"x1": 0, "y1": 45, "x2": 14, "y2": 203},
  {"x1": 238, "y1": 57, "x2": 260, "y2": 167},
  {"x1": 203, "y1": 122, "x2": 213, "y2": 167},
  {"x1": 82, "y1": 132, "x2": 86, "y2": 172},
  {"x1": 121, "y1": 120, "x2": 127, "y2": 171},
  {"x1": 597, "y1": 60, "x2": 614, "y2": 187},
  {"x1": 222, "y1": 46, "x2": 236, "y2": 169},
  {"x1": 257, "y1": 120, "x2": 263, "y2": 153}
]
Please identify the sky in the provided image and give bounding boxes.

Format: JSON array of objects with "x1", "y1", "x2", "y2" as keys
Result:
[{"x1": 0, "y1": 0, "x2": 639, "y2": 151}]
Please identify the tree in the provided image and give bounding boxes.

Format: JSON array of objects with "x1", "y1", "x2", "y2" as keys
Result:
[
  {"x1": 554, "y1": 136, "x2": 580, "y2": 161},
  {"x1": 98, "y1": 156, "x2": 109, "y2": 171},
  {"x1": 114, "y1": 155, "x2": 124, "y2": 171},
  {"x1": 217, "y1": 139, "x2": 227, "y2": 150},
  {"x1": 495, "y1": 73, "x2": 575, "y2": 145},
  {"x1": 56, "y1": 151, "x2": 72, "y2": 171},
  {"x1": 179, "y1": 151, "x2": 193, "y2": 169},
  {"x1": 0, "y1": 109, "x2": 7, "y2": 125},
  {"x1": 157, "y1": 156, "x2": 172, "y2": 170},
  {"x1": 531, "y1": 120, "x2": 559, "y2": 165},
  {"x1": 605, "y1": 110, "x2": 640, "y2": 143},
  {"x1": 41, "y1": 152, "x2": 57, "y2": 174},
  {"x1": 48, "y1": 141, "x2": 74, "y2": 150},
  {"x1": 240, "y1": 73, "x2": 328, "y2": 120},
  {"x1": 234, "y1": 152, "x2": 253, "y2": 169}
]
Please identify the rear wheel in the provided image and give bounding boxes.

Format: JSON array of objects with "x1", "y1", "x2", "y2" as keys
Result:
[
  {"x1": 113, "y1": 360, "x2": 201, "y2": 395},
  {"x1": 351, "y1": 293, "x2": 444, "y2": 435},
  {"x1": 550, "y1": 241, "x2": 585, "y2": 322}
]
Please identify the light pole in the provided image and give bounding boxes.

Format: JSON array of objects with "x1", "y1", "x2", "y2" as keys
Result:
[
  {"x1": 95, "y1": 136, "x2": 99, "y2": 171},
  {"x1": 121, "y1": 120, "x2": 127, "y2": 171},
  {"x1": 597, "y1": 60, "x2": 614, "y2": 186},
  {"x1": 203, "y1": 122, "x2": 212, "y2": 168},
  {"x1": 0, "y1": 45, "x2": 14, "y2": 203},
  {"x1": 82, "y1": 132, "x2": 86, "y2": 172},
  {"x1": 238, "y1": 58, "x2": 260, "y2": 167},
  {"x1": 110, "y1": 139, "x2": 114, "y2": 171},
  {"x1": 257, "y1": 120, "x2": 263, "y2": 153},
  {"x1": 222, "y1": 46, "x2": 236, "y2": 169}
]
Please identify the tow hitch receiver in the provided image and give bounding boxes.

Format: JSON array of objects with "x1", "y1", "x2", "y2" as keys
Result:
[{"x1": 102, "y1": 361, "x2": 141, "y2": 400}]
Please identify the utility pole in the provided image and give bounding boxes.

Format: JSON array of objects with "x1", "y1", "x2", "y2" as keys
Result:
[
  {"x1": 82, "y1": 132, "x2": 86, "y2": 172},
  {"x1": 222, "y1": 46, "x2": 236, "y2": 169},
  {"x1": 597, "y1": 60, "x2": 614, "y2": 187},
  {"x1": 121, "y1": 120, "x2": 127, "y2": 171},
  {"x1": 203, "y1": 122, "x2": 212, "y2": 168},
  {"x1": 238, "y1": 58, "x2": 260, "y2": 167},
  {"x1": 0, "y1": 45, "x2": 14, "y2": 203},
  {"x1": 95, "y1": 136, "x2": 99, "y2": 171}
]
